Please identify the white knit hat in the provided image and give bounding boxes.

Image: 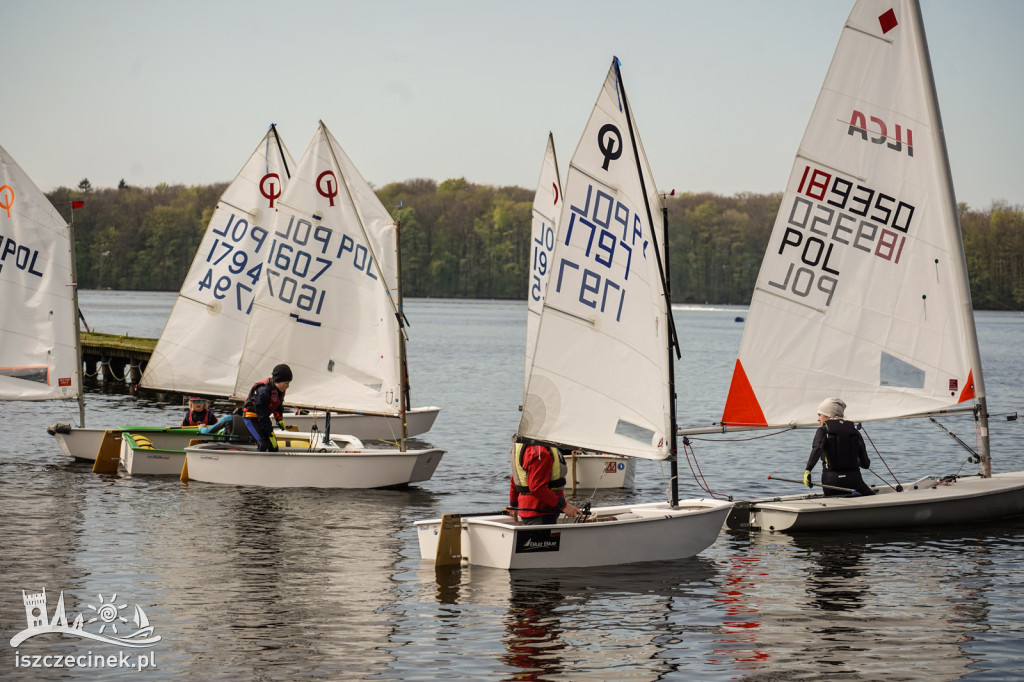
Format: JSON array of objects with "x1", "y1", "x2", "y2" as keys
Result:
[{"x1": 817, "y1": 397, "x2": 846, "y2": 419}]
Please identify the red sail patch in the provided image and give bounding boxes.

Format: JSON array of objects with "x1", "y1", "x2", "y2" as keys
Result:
[{"x1": 721, "y1": 359, "x2": 767, "y2": 427}]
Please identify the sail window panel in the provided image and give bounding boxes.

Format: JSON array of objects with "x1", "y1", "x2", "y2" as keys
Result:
[
  {"x1": 614, "y1": 419, "x2": 655, "y2": 445},
  {"x1": 0, "y1": 366, "x2": 49, "y2": 384},
  {"x1": 880, "y1": 352, "x2": 925, "y2": 388}
]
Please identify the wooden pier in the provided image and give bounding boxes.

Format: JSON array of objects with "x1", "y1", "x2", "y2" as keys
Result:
[{"x1": 81, "y1": 332, "x2": 155, "y2": 384}]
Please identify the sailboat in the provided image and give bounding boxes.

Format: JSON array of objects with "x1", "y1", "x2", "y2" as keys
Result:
[
  {"x1": 689, "y1": 0, "x2": 1024, "y2": 532},
  {"x1": 50, "y1": 126, "x2": 441, "y2": 471},
  {"x1": 524, "y1": 133, "x2": 633, "y2": 490},
  {"x1": 415, "y1": 58, "x2": 732, "y2": 568},
  {"x1": 182, "y1": 121, "x2": 444, "y2": 488},
  {"x1": 0, "y1": 144, "x2": 84, "y2": 421},
  {"x1": 49, "y1": 126, "x2": 304, "y2": 472}
]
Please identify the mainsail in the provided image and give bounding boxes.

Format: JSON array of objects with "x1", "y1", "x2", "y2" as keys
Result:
[
  {"x1": 0, "y1": 144, "x2": 81, "y2": 402},
  {"x1": 722, "y1": 0, "x2": 982, "y2": 428},
  {"x1": 518, "y1": 59, "x2": 671, "y2": 461},
  {"x1": 524, "y1": 132, "x2": 562, "y2": 396},
  {"x1": 233, "y1": 121, "x2": 404, "y2": 415},
  {"x1": 141, "y1": 125, "x2": 296, "y2": 397}
]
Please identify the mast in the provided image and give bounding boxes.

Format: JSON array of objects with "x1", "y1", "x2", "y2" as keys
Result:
[
  {"x1": 662, "y1": 202, "x2": 679, "y2": 507},
  {"x1": 909, "y1": 0, "x2": 989, "y2": 475},
  {"x1": 395, "y1": 213, "x2": 409, "y2": 449},
  {"x1": 613, "y1": 57, "x2": 680, "y2": 506},
  {"x1": 68, "y1": 205, "x2": 85, "y2": 426},
  {"x1": 268, "y1": 123, "x2": 291, "y2": 180}
]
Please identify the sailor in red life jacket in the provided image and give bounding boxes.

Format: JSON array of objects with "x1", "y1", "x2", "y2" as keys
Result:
[
  {"x1": 243, "y1": 363, "x2": 292, "y2": 452},
  {"x1": 509, "y1": 441, "x2": 582, "y2": 524},
  {"x1": 181, "y1": 397, "x2": 218, "y2": 427}
]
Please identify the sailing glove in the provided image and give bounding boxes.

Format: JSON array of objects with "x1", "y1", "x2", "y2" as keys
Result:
[
  {"x1": 277, "y1": 419, "x2": 287, "y2": 430},
  {"x1": 803, "y1": 470, "x2": 812, "y2": 488}
]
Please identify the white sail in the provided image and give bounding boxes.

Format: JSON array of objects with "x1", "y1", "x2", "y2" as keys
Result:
[
  {"x1": 519, "y1": 60, "x2": 671, "y2": 461},
  {"x1": 524, "y1": 132, "x2": 562, "y2": 396},
  {"x1": 233, "y1": 121, "x2": 403, "y2": 414},
  {"x1": 722, "y1": 0, "x2": 981, "y2": 428},
  {"x1": 0, "y1": 145, "x2": 80, "y2": 401},
  {"x1": 141, "y1": 126, "x2": 296, "y2": 397}
]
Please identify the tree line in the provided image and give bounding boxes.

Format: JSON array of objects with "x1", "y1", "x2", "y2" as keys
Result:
[{"x1": 46, "y1": 178, "x2": 1024, "y2": 310}]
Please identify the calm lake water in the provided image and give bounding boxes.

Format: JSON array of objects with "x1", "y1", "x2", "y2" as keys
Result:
[{"x1": 3, "y1": 291, "x2": 1024, "y2": 680}]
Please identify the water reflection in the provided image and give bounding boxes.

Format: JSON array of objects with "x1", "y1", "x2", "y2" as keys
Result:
[
  {"x1": 415, "y1": 560, "x2": 720, "y2": 680},
  {"x1": 801, "y1": 535, "x2": 869, "y2": 613},
  {"x1": 118, "y1": 484, "x2": 438, "y2": 678},
  {"x1": 4, "y1": 298, "x2": 1024, "y2": 679},
  {"x1": 502, "y1": 575, "x2": 569, "y2": 680},
  {"x1": 709, "y1": 524, "x2": 1024, "y2": 680}
]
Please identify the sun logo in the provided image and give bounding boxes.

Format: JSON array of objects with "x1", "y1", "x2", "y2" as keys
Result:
[{"x1": 85, "y1": 594, "x2": 129, "y2": 634}]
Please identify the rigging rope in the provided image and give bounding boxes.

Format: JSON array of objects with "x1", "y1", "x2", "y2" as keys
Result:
[
  {"x1": 857, "y1": 423, "x2": 904, "y2": 491},
  {"x1": 928, "y1": 416, "x2": 981, "y2": 461},
  {"x1": 680, "y1": 437, "x2": 730, "y2": 500}
]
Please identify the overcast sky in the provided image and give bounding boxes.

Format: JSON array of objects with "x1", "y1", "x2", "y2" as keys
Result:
[{"x1": 3, "y1": 0, "x2": 1020, "y2": 209}]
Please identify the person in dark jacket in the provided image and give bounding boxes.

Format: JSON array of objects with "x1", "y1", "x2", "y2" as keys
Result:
[
  {"x1": 243, "y1": 364, "x2": 292, "y2": 452},
  {"x1": 804, "y1": 397, "x2": 875, "y2": 496},
  {"x1": 181, "y1": 397, "x2": 218, "y2": 427}
]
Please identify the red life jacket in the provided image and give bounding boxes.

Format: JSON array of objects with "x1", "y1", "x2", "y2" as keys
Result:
[
  {"x1": 183, "y1": 409, "x2": 217, "y2": 426},
  {"x1": 244, "y1": 377, "x2": 285, "y2": 418}
]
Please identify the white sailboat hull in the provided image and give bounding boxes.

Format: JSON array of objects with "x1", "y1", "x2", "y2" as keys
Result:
[
  {"x1": 121, "y1": 439, "x2": 183, "y2": 476},
  {"x1": 183, "y1": 442, "x2": 444, "y2": 488},
  {"x1": 567, "y1": 453, "x2": 635, "y2": 490},
  {"x1": 282, "y1": 405, "x2": 441, "y2": 440},
  {"x1": 120, "y1": 430, "x2": 357, "y2": 476},
  {"x1": 50, "y1": 426, "x2": 105, "y2": 461},
  {"x1": 415, "y1": 499, "x2": 732, "y2": 569},
  {"x1": 51, "y1": 426, "x2": 213, "y2": 463},
  {"x1": 50, "y1": 406, "x2": 441, "y2": 462},
  {"x1": 732, "y1": 473, "x2": 1024, "y2": 532}
]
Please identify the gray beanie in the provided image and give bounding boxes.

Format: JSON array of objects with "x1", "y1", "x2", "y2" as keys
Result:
[{"x1": 817, "y1": 397, "x2": 846, "y2": 419}]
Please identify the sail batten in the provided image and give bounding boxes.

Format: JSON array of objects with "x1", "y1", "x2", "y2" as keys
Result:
[
  {"x1": 723, "y1": 0, "x2": 981, "y2": 430},
  {"x1": 519, "y1": 59, "x2": 671, "y2": 462}
]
